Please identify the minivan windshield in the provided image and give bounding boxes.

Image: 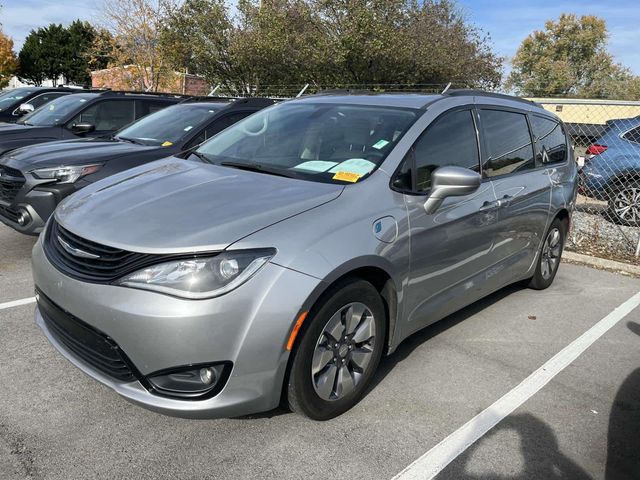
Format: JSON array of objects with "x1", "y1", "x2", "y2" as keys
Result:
[
  {"x1": 116, "y1": 103, "x2": 223, "y2": 146},
  {"x1": 0, "y1": 87, "x2": 38, "y2": 112},
  {"x1": 195, "y1": 102, "x2": 419, "y2": 184},
  {"x1": 20, "y1": 94, "x2": 97, "y2": 126}
]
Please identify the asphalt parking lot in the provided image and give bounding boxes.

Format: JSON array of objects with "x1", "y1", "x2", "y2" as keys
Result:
[{"x1": 0, "y1": 223, "x2": 639, "y2": 480}]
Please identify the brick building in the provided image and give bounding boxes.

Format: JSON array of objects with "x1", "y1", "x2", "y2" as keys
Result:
[{"x1": 91, "y1": 66, "x2": 210, "y2": 96}]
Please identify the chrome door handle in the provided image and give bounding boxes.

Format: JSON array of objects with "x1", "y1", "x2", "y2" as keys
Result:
[{"x1": 497, "y1": 195, "x2": 513, "y2": 207}]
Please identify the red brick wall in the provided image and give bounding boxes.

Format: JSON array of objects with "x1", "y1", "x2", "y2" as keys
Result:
[{"x1": 91, "y1": 67, "x2": 210, "y2": 96}]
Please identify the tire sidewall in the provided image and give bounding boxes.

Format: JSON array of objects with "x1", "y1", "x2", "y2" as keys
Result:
[
  {"x1": 532, "y1": 218, "x2": 566, "y2": 289},
  {"x1": 287, "y1": 279, "x2": 386, "y2": 420}
]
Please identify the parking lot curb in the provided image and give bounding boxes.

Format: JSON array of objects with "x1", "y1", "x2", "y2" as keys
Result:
[{"x1": 563, "y1": 251, "x2": 640, "y2": 277}]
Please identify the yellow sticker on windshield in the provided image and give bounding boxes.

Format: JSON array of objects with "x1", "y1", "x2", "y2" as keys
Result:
[
  {"x1": 333, "y1": 171, "x2": 361, "y2": 183},
  {"x1": 161, "y1": 141, "x2": 173, "y2": 147}
]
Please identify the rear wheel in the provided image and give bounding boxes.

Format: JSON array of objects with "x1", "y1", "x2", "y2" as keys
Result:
[
  {"x1": 529, "y1": 218, "x2": 566, "y2": 290},
  {"x1": 286, "y1": 278, "x2": 386, "y2": 420},
  {"x1": 607, "y1": 180, "x2": 640, "y2": 227}
]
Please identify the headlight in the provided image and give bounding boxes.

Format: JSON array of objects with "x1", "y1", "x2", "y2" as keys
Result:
[
  {"x1": 115, "y1": 249, "x2": 276, "y2": 299},
  {"x1": 31, "y1": 164, "x2": 102, "y2": 183}
]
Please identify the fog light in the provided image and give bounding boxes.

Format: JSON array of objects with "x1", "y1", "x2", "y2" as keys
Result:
[
  {"x1": 16, "y1": 209, "x2": 31, "y2": 226},
  {"x1": 147, "y1": 364, "x2": 226, "y2": 398}
]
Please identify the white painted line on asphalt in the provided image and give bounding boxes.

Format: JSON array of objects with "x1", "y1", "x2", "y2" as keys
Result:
[
  {"x1": 393, "y1": 290, "x2": 640, "y2": 480},
  {"x1": 0, "y1": 297, "x2": 35, "y2": 310}
]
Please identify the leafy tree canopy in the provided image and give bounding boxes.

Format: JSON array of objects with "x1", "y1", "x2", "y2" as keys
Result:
[
  {"x1": 507, "y1": 14, "x2": 640, "y2": 100},
  {"x1": 0, "y1": 28, "x2": 17, "y2": 88}
]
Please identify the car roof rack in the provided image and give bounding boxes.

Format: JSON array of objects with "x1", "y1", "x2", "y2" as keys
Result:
[
  {"x1": 97, "y1": 90, "x2": 191, "y2": 99},
  {"x1": 179, "y1": 96, "x2": 236, "y2": 104},
  {"x1": 444, "y1": 89, "x2": 538, "y2": 106}
]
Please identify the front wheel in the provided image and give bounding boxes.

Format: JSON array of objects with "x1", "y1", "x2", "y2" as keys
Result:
[
  {"x1": 286, "y1": 278, "x2": 386, "y2": 420},
  {"x1": 528, "y1": 218, "x2": 566, "y2": 290}
]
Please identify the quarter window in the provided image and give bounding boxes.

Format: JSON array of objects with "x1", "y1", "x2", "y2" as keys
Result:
[
  {"x1": 622, "y1": 126, "x2": 640, "y2": 144},
  {"x1": 530, "y1": 115, "x2": 568, "y2": 164},
  {"x1": 480, "y1": 109, "x2": 535, "y2": 177},
  {"x1": 409, "y1": 109, "x2": 480, "y2": 192}
]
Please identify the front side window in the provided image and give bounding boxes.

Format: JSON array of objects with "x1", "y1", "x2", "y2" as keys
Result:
[
  {"x1": 20, "y1": 94, "x2": 97, "y2": 126},
  {"x1": 117, "y1": 104, "x2": 221, "y2": 146},
  {"x1": 530, "y1": 115, "x2": 567, "y2": 164},
  {"x1": 480, "y1": 109, "x2": 535, "y2": 178},
  {"x1": 68, "y1": 100, "x2": 136, "y2": 132},
  {"x1": 410, "y1": 109, "x2": 479, "y2": 192},
  {"x1": 195, "y1": 102, "x2": 419, "y2": 184}
]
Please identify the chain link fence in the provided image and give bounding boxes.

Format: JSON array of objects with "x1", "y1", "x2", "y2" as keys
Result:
[{"x1": 532, "y1": 99, "x2": 640, "y2": 263}]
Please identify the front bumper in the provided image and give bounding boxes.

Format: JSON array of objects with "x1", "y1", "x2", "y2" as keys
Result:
[
  {"x1": 0, "y1": 184, "x2": 74, "y2": 235},
  {"x1": 32, "y1": 237, "x2": 322, "y2": 418}
]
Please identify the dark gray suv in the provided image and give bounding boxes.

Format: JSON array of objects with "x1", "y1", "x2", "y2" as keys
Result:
[{"x1": 32, "y1": 90, "x2": 578, "y2": 420}]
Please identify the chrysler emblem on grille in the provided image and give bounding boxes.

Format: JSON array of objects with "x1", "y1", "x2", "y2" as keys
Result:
[{"x1": 57, "y1": 235, "x2": 101, "y2": 259}]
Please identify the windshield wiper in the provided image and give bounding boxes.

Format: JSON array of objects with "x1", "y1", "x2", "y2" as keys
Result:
[
  {"x1": 116, "y1": 136, "x2": 144, "y2": 145},
  {"x1": 189, "y1": 151, "x2": 214, "y2": 163},
  {"x1": 220, "y1": 161, "x2": 300, "y2": 179}
]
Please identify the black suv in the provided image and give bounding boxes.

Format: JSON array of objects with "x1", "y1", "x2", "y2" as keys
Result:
[
  {"x1": 0, "y1": 91, "x2": 184, "y2": 155},
  {"x1": 0, "y1": 86, "x2": 84, "y2": 123},
  {"x1": 0, "y1": 97, "x2": 274, "y2": 234}
]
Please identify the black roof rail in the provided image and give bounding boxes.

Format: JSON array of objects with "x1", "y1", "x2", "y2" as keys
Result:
[
  {"x1": 98, "y1": 90, "x2": 191, "y2": 99},
  {"x1": 445, "y1": 89, "x2": 539, "y2": 106},
  {"x1": 227, "y1": 97, "x2": 277, "y2": 108}
]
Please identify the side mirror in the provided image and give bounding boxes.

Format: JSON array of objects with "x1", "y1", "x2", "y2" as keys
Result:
[
  {"x1": 423, "y1": 166, "x2": 481, "y2": 214},
  {"x1": 71, "y1": 123, "x2": 96, "y2": 134},
  {"x1": 16, "y1": 103, "x2": 35, "y2": 115}
]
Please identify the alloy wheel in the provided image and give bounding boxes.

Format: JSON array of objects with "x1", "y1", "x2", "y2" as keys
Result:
[
  {"x1": 613, "y1": 187, "x2": 640, "y2": 224},
  {"x1": 541, "y1": 227, "x2": 561, "y2": 280},
  {"x1": 311, "y1": 302, "x2": 376, "y2": 401}
]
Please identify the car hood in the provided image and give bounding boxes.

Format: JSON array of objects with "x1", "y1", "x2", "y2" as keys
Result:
[
  {"x1": 0, "y1": 123, "x2": 60, "y2": 155},
  {"x1": 1, "y1": 138, "x2": 163, "y2": 171},
  {"x1": 55, "y1": 157, "x2": 344, "y2": 253}
]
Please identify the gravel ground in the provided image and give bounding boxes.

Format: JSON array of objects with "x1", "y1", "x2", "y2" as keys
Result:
[{"x1": 567, "y1": 196, "x2": 639, "y2": 264}]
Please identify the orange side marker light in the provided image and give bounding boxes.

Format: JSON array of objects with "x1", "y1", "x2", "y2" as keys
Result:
[{"x1": 286, "y1": 311, "x2": 308, "y2": 351}]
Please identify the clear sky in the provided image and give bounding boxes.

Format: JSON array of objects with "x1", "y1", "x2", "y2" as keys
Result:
[{"x1": 2, "y1": 0, "x2": 639, "y2": 76}]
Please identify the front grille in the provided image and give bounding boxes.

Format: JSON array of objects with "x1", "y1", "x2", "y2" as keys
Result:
[
  {"x1": 37, "y1": 290, "x2": 137, "y2": 382},
  {"x1": 0, "y1": 165, "x2": 25, "y2": 204},
  {"x1": 44, "y1": 219, "x2": 155, "y2": 283},
  {"x1": 0, "y1": 204, "x2": 19, "y2": 223}
]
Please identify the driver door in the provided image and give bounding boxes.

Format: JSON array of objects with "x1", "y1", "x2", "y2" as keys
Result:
[{"x1": 398, "y1": 107, "x2": 500, "y2": 337}]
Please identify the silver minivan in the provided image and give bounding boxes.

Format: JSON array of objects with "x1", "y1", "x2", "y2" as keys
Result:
[{"x1": 32, "y1": 91, "x2": 577, "y2": 420}]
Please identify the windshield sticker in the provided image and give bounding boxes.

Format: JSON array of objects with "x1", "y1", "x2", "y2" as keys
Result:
[
  {"x1": 293, "y1": 160, "x2": 338, "y2": 172},
  {"x1": 372, "y1": 139, "x2": 389, "y2": 149},
  {"x1": 333, "y1": 171, "x2": 361, "y2": 183},
  {"x1": 161, "y1": 141, "x2": 173, "y2": 147},
  {"x1": 328, "y1": 158, "x2": 376, "y2": 176}
]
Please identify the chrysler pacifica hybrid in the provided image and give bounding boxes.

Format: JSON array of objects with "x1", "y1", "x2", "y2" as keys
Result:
[{"x1": 32, "y1": 91, "x2": 577, "y2": 420}]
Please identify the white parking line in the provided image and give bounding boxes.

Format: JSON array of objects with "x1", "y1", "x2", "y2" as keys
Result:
[
  {"x1": 393, "y1": 290, "x2": 640, "y2": 480},
  {"x1": 0, "y1": 296, "x2": 35, "y2": 310}
]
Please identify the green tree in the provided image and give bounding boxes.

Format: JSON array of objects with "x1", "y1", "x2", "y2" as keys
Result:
[
  {"x1": 64, "y1": 20, "x2": 101, "y2": 84},
  {"x1": 161, "y1": 0, "x2": 502, "y2": 95},
  {"x1": 0, "y1": 29, "x2": 18, "y2": 88},
  {"x1": 507, "y1": 14, "x2": 640, "y2": 99}
]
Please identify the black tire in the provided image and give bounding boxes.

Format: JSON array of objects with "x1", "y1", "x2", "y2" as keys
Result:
[
  {"x1": 529, "y1": 218, "x2": 566, "y2": 290},
  {"x1": 607, "y1": 180, "x2": 640, "y2": 227},
  {"x1": 286, "y1": 278, "x2": 386, "y2": 420}
]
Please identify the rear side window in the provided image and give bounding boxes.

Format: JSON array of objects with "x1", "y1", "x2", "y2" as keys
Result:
[
  {"x1": 530, "y1": 115, "x2": 568, "y2": 164},
  {"x1": 480, "y1": 109, "x2": 535, "y2": 178},
  {"x1": 622, "y1": 126, "x2": 640, "y2": 144},
  {"x1": 139, "y1": 100, "x2": 173, "y2": 117},
  {"x1": 409, "y1": 109, "x2": 480, "y2": 192}
]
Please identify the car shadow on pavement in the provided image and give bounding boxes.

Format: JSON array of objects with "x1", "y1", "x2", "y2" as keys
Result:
[
  {"x1": 437, "y1": 413, "x2": 593, "y2": 479},
  {"x1": 367, "y1": 282, "x2": 524, "y2": 396},
  {"x1": 604, "y1": 321, "x2": 640, "y2": 480}
]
